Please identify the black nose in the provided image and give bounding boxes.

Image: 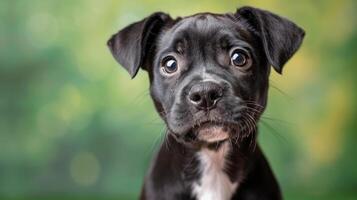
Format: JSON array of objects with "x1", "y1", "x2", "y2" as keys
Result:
[{"x1": 188, "y1": 81, "x2": 223, "y2": 110}]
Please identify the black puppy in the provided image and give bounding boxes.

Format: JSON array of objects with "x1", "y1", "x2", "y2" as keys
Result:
[{"x1": 107, "y1": 6, "x2": 304, "y2": 200}]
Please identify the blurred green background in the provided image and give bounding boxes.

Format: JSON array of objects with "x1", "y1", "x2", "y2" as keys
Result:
[{"x1": 1, "y1": 0, "x2": 356, "y2": 199}]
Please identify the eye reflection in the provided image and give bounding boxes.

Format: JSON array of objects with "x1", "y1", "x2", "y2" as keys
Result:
[
  {"x1": 162, "y1": 56, "x2": 178, "y2": 74},
  {"x1": 231, "y1": 50, "x2": 248, "y2": 67}
]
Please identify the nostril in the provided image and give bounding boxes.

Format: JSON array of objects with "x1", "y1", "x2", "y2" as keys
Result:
[
  {"x1": 190, "y1": 93, "x2": 201, "y2": 103},
  {"x1": 208, "y1": 91, "x2": 218, "y2": 101},
  {"x1": 208, "y1": 90, "x2": 223, "y2": 102},
  {"x1": 188, "y1": 82, "x2": 223, "y2": 110}
]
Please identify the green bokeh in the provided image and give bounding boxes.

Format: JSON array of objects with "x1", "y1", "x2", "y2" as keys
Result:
[{"x1": 0, "y1": 0, "x2": 356, "y2": 199}]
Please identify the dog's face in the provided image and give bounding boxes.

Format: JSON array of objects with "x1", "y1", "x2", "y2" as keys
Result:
[
  {"x1": 108, "y1": 7, "x2": 304, "y2": 146},
  {"x1": 150, "y1": 14, "x2": 271, "y2": 144}
]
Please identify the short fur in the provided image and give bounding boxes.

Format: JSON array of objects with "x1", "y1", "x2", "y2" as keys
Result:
[{"x1": 107, "y1": 6, "x2": 305, "y2": 200}]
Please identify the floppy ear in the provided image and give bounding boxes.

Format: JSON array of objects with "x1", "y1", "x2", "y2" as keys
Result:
[
  {"x1": 107, "y1": 12, "x2": 172, "y2": 78},
  {"x1": 236, "y1": 6, "x2": 305, "y2": 74}
]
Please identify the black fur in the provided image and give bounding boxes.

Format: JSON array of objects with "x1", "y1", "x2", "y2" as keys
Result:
[{"x1": 107, "y1": 6, "x2": 304, "y2": 200}]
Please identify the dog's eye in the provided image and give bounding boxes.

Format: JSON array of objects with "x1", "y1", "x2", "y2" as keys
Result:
[
  {"x1": 162, "y1": 56, "x2": 178, "y2": 74},
  {"x1": 230, "y1": 50, "x2": 248, "y2": 67}
]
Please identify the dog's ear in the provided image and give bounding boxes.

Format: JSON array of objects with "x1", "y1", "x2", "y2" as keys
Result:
[
  {"x1": 107, "y1": 12, "x2": 172, "y2": 78},
  {"x1": 236, "y1": 6, "x2": 305, "y2": 74}
]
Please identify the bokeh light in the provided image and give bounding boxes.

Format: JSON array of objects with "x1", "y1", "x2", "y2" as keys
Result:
[{"x1": 0, "y1": 0, "x2": 356, "y2": 200}]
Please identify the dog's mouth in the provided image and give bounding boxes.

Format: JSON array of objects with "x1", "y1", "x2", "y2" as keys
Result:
[{"x1": 182, "y1": 121, "x2": 238, "y2": 144}]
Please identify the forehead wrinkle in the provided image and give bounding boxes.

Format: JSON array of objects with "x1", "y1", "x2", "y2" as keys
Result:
[
  {"x1": 157, "y1": 14, "x2": 255, "y2": 61},
  {"x1": 221, "y1": 32, "x2": 254, "y2": 51},
  {"x1": 159, "y1": 12, "x2": 252, "y2": 46},
  {"x1": 157, "y1": 29, "x2": 189, "y2": 57},
  {"x1": 162, "y1": 14, "x2": 226, "y2": 41}
]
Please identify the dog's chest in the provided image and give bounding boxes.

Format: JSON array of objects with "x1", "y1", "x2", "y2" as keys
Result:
[{"x1": 192, "y1": 143, "x2": 238, "y2": 200}]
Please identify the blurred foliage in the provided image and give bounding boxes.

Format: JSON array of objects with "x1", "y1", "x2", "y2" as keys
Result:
[{"x1": 0, "y1": 0, "x2": 356, "y2": 199}]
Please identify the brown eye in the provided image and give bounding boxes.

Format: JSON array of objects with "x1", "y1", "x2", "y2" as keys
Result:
[
  {"x1": 231, "y1": 49, "x2": 248, "y2": 67},
  {"x1": 162, "y1": 56, "x2": 178, "y2": 74}
]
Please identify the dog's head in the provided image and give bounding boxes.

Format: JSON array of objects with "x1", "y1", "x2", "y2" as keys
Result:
[{"x1": 107, "y1": 6, "x2": 305, "y2": 146}]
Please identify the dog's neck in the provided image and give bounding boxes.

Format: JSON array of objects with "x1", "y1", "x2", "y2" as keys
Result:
[
  {"x1": 158, "y1": 132, "x2": 256, "y2": 200},
  {"x1": 192, "y1": 141, "x2": 238, "y2": 200}
]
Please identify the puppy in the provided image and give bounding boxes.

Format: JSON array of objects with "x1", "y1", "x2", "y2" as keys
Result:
[{"x1": 107, "y1": 6, "x2": 304, "y2": 200}]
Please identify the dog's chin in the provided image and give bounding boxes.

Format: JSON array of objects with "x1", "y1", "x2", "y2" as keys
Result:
[
  {"x1": 169, "y1": 121, "x2": 239, "y2": 146},
  {"x1": 194, "y1": 123, "x2": 230, "y2": 143}
]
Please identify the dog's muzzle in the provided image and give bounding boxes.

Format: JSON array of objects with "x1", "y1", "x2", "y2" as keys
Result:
[{"x1": 181, "y1": 81, "x2": 232, "y2": 143}]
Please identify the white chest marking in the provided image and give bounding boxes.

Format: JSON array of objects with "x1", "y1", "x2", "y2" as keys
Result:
[{"x1": 193, "y1": 142, "x2": 238, "y2": 200}]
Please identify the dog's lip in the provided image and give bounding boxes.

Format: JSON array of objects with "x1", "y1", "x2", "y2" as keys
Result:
[
  {"x1": 190, "y1": 120, "x2": 238, "y2": 143},
  {"x1": 192, "y1": 120, "x2": 235, "y2": 130},
  {"x1": 169, "y1": 120, "x2": 240, "y2": 145},
  {"x1": 194, "y1": 122, "x2": 229, "y2": 142}
]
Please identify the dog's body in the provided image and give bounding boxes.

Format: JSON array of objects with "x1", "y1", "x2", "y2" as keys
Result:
[
  {"x1": 107, "y1": 6, "x2": 304, "y2": 200},
  {"x1": 142, "y1": 135, "x2": 280, "y2": 200}
]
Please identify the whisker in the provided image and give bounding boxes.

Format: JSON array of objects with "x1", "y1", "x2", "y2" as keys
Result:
[
  {"x1": 259, "y1": 120, "x2": 288, "y2": 144},
  {"x1": 260, "y1": 116, "x2": 295, "y2": 126},
  {"x1": 247, "y1": 113, "x2": 258, "y2": 128},
  {"x1": 132, "y1": 90, "x2": 150, "y2": 105},
  {"x1": 243, "y1": 117, "x2": 253, "y2": 136},
  {"x1": 242, "y1": 106, "x2": 263, "y2": 115},
  {"x1": 164, "y1": 131, "x2": 172, "y2": 151},
  {"x1": 147, "y1": 125, "x2": 166, "y2": 156},
  {"x1": 243, "y1": 101, "x2": 265, "y2": 108},
  {"x1": 269, "y1": 82, "x2": 294, "y2": 101}
]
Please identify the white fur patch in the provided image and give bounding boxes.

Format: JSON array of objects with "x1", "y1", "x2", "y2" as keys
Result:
[{"x1": 193, "y1": 142, "x2": 238, "y2": 200}]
